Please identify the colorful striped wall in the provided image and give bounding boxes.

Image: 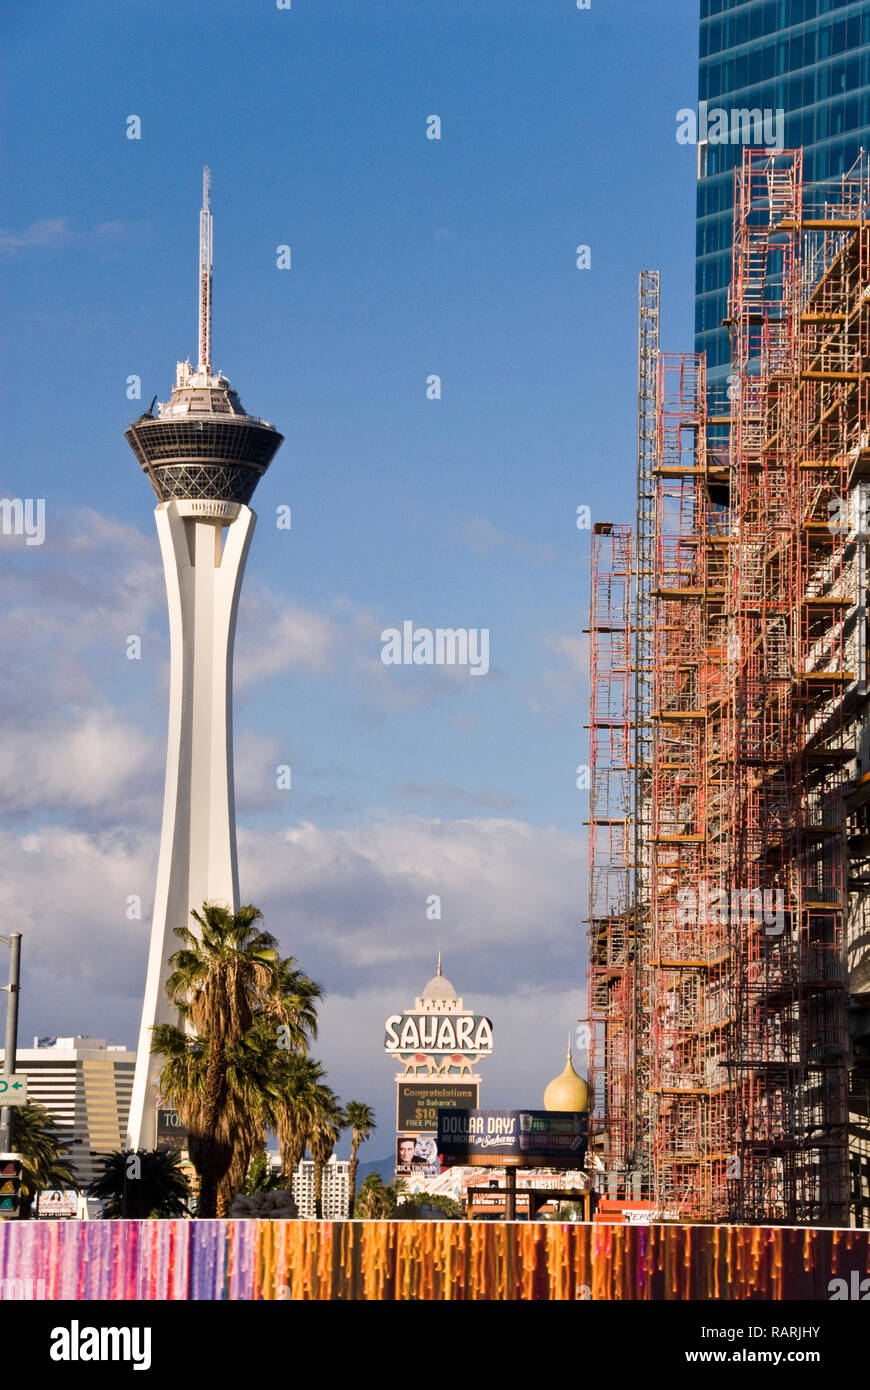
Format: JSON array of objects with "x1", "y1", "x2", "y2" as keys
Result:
[{"x1": 0, "y1": 1220, "x2": 867, "y2": 1300}]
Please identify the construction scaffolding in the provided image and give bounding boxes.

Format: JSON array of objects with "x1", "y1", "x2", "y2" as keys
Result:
[
  {"x1": 633, "y1": 271, "x2": 659, "y2": 1184},
  {"x1": 724, "y1": 148, "x2": 861, "y2": 1224},
  {"x1": 587, "y1": 521, "x2": 634, "y2": 1178},
  {"x1": 648, "y1": 348, "x2": 731, "y2": 1221},
  {"x1": 586, "y1": 273, "x2": 659, "y2": 1202},
  {"x1": 587, "y1": 148, "x2": 870, "y2": 1225}
]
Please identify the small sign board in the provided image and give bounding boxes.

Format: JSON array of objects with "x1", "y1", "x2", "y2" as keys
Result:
[
  {"x1": 397, "y1": 1082, "x2": 478, "y2": 1133},
  {"x1": 156, "y1": 1108, "x2": 187, "y2": 1149},
  {"x1": 0, "y1": 1075, "x2": 27, "y2": 1106},
  {"x1": 37, "y1": 1189, "x2": 78, "y2": 1218},
  {"x1": 438, "y1": 1109, "x2": 588, "y2": 1168},
  {"x1": 396, "y1": 1134, "x2": 440, "y2": 1177}
]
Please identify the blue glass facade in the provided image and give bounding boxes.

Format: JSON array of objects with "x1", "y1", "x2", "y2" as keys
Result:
[{"x1": 696, "y1": 0, "x2": 870, "y2": 390}]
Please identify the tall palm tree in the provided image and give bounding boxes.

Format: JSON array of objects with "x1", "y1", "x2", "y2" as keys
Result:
[
  {"x1": 272, "y1": 956, "x2": 322, "y2": 1054},
  {"x1": 153, "y1": 1017, "x2": 273, "y2": 1217},
  {"x1": 151, "y1": 900, "x2": 325, "y2": 1217},
  {"x1": 161, "y1": 902, "x2": 283, "y2": 1217},
  {"x1": 87, "y1": 1149, "x2": 191, "y2": 1219},
  {"x1": 216, "y1": 1017, "x2": 289, "y2": 1213},
  {"x1": 308, "y1": 1087, "x2": 345, "y2": 1220},
  {"x1": 274, "y1": 1054, "x2": 325, "y2": 1177},
  {"x1": 10, "y1": 1105, "x2": 78, "y2": 1219},
  {"x1": 343, "y1": 1101, "x2": 375, "y2": 1218},
  {"x1": 153, "y1": 1005, "x2": 325, "y2": 1216}
]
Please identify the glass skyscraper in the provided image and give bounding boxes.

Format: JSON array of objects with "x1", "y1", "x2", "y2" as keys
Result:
[{"x1": 697, "y1": 0, "x2": 870, "y2": 392}]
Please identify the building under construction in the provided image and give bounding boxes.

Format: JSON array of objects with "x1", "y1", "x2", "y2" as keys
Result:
[{"x1": 587, "y1": 148, "x2": 870, "y2": 1227}]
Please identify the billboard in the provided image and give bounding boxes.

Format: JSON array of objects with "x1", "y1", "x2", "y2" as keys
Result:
[
  {"x1": 384, "y1": 1013, "x2": 493, "y2": 1058},
  {"x1": 156, "y1": 1107, "x2": 187, "y2": 1149},
  {"x1": 37, "y1": 1189, "x2": 78, "y2": 1218},
  {"x1": 397, "y1": 1082, "x2": 478, "y2": 1133},
  {"x1": 396, "y1": 1134, "x2": 440, "y2": 1177},
  {"x1": 438, "y1": 1109, "x2": 588, "y2": 1168}
]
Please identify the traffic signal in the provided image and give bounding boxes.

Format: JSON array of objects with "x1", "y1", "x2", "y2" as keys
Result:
[{"x1": 0, "y1": 1154, "x2": 24, "y2": 1218}]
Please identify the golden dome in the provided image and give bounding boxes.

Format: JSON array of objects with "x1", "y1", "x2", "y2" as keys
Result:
[{"x1": 544, "y1": 1041, "x2": 589, "y2": 1112}]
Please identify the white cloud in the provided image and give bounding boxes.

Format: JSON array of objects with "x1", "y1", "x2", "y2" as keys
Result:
[
  {"x1": 0, "y1": 713, "x2": 156, "y2": 814},
  {"x1": 0, "y1": 825, "x2": 154, "y2": 1043},
  {"x1": 390, "y1": 781, "x2": 521, "y2": 811},
  {"x1": 457, "y1": 517, "x2": 554, "y2": 564},
  {"x1": 0, "y1": 503, "x2": 589, "y2": 1116},
  {"x1": 542, "y1": 632, "x2": 588, "y2": 678},
  {"x1": 238, "y1": 814, "x2": 584, "y2": 993},
  {"x1": 0, "y1": 218, "x2": 74, "y2": 252},
  {"x1": 0, "y1": 218, "x2": 143, "y2": 255},
  {"x1": 3, "y1": 808, "x2": 587, "y2": 1133},
  {"x1": 235, "y1": 591, "x2": 341, "y2": 686}
]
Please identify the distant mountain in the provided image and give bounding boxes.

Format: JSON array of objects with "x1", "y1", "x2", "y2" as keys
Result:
[{"x1": 357, "y1": 1152, "x2": 395, "y2": 1184}]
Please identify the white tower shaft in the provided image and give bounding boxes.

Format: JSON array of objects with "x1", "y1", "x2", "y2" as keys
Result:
[
  {"x1": 198, "y1": 165, "x2": 213, "y2": 374},
  {"x1": 126, "y1": 502, "x2": 255, "y2": 1149},
  {"x1": 125, "y1": 169, "x2": 282, "y2": 1150}
]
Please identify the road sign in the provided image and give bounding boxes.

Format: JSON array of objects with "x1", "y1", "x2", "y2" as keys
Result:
[{"x1": 0, "y1": 1075, "x2": 27, "y2": 1106}]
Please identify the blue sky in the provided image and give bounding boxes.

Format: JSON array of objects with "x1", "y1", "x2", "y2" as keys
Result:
[{"x1": 0, "y1": 0, "x2": 699, "y2": 1155}]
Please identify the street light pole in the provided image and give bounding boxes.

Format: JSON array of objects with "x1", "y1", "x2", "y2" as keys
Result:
[{"x1": 0, "y1": 933, "x2": 22, "y2": 1152}]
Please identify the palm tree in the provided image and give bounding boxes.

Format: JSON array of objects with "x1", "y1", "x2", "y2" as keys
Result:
[
  {"x1": 272, "y1": 956, "x2": 322, "y2": 1054},
  {"x1": 160, "y1": 902, "x2": 286, "y2": 1217},
  {"x1": 151, "y1": 901, "x2": 325, "y2": 1217},
  {"x1": 153, "y1": 1016, "x2": 271, "y2": 1217},
  {"x1": 399, "y1": 1192, "x2": 462, "y2": 1220},
  {"x1": 87, "y1": 1149, "x2": 191, "y2": 1218},
  {"x1": 10, "y1": 1105, "x2": 77, "y2": 1219},
  {"x1": 154, "y1": 1005, "x2": 327, "y2": 1217},
  {"x1": 245, "y1": 1148, "x2": 287, "y2": 1194},
  {"x1": 343, "y1": 1101, "x2": 375, "y2": 1218},
  {"x1": 354, "y1": 1173, "x2": 391, "y2": 1218},
  {"x1": 216, "y1": 1017, "x2": 291, "y2": 1213},
  {"x1": 354, "y1": 1174, "x2": 408, "y2": 1219},
  {"x1": 273, "y1": 1053, "x2": 325, "y2": 1175},
  {"x1": 308, "y1": 1087, "x2": 345, "y2": 1219}
]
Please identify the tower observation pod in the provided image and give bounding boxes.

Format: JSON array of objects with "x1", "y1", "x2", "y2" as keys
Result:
[{"x1": 124, "y1": 169, "x2": 283, "y2": 1150}]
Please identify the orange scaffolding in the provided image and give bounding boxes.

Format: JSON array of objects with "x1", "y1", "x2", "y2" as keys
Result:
[
  {"x1": 587, "y1": 522, "x2": 634, "y2": 1176},
  {"x1": 647, "y1": 351, "x2": 735, "y2": 1219},
  {"x1": 726, "y1": 149, "x2": 857, "y2": 1224},
  {"x1": 587, "y1": 148, "x2": 868, "y2": 1224}
]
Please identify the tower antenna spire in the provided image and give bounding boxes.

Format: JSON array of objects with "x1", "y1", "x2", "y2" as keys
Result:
[{"x1": 198, "y1": 165, "x2": 213, "y2": 374}]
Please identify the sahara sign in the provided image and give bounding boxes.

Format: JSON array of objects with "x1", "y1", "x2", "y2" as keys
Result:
[{"x1": 384, "y1": 1013, "x2": 494, "y2": 1057}]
